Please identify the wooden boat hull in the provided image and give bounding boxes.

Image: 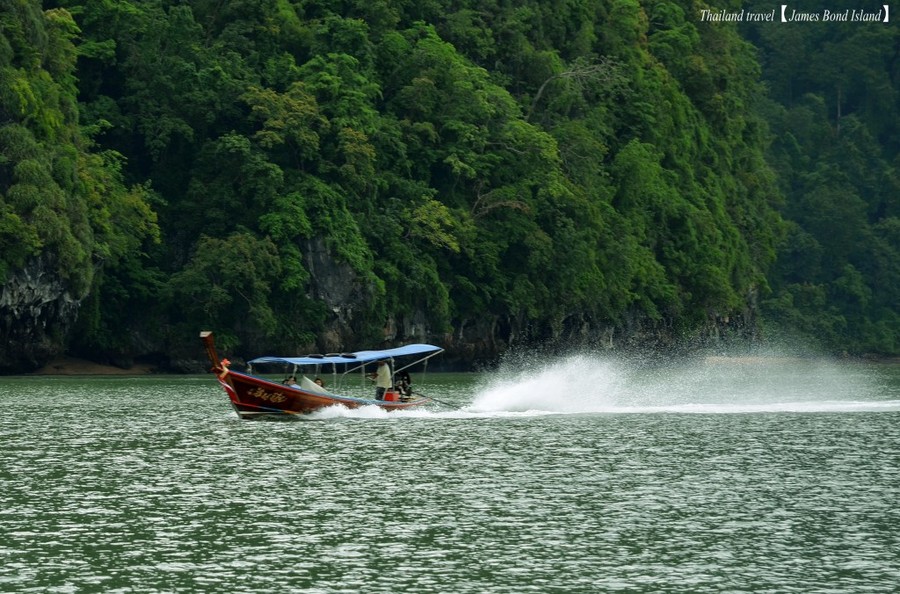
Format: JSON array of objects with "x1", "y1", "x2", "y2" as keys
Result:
[{"x1": 217, "y1": 369, "x2": 430, "y2": 419}]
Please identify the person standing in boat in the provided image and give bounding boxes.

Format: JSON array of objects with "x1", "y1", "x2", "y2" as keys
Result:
[{"x1": 368, "y1": 359, "x2": 392, "y2": 400}]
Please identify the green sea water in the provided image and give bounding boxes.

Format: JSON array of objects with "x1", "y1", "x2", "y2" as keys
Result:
[{"x1": 2, "y1": 356, "x2": 899, "y2": 593}]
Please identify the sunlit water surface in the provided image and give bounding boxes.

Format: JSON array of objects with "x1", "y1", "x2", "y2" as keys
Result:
[{"x1": 2, "y1": 356, "x2": 899, "y2": 593}]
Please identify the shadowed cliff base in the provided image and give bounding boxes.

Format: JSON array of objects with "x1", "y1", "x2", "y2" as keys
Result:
[{"x1": 29, "y1": 356, "x2": 158, "y2": 376}]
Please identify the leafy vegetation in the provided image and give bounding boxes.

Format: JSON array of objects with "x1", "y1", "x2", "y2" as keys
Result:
[
  {"x1": 0, "y1": 1, "x2": 158, "y2": 296},
  {"x1": 1, "y1": 0, "x2": 895, "y2": 363},
  {"x1": 743, "y1": 1, "x2": 900, "y2": 354}
]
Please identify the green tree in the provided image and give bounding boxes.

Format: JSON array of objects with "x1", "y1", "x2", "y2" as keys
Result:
[{"x1": 167, "y1": 233, "x2": 282, "y2": 351}]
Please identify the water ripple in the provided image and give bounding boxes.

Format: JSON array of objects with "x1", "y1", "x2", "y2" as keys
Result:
[{"x1": 1, "y1": 368, "x2": 899, "y2": 592}]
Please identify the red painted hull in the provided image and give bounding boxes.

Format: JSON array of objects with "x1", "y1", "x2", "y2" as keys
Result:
[{"x1": 216, "y1": 369, "x2": 430, "y2": 419}]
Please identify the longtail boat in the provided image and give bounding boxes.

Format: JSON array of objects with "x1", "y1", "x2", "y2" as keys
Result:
[{"x1": 201, "y1": 331, "x2": 442, "y2": 419}]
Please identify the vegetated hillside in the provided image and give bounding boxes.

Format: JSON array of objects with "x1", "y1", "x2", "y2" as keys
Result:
[
  {"x1": 742, "y1": 0, "x2": 900, "y2": 355},
  {"x1": 1, "y1": 1, "x2": 894, "y2": 370},
  {"x1": 0, "y1": 1, "x2": 158, "y2": 371}
]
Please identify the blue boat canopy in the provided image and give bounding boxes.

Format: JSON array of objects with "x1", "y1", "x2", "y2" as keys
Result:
[{"x1": 249, "y1": 343, "x2": 443, "y2": 367}]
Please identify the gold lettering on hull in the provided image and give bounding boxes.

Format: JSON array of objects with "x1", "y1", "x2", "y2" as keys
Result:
[{"x1": 248, "y1": 387, "x2": 288, "y2": 403}]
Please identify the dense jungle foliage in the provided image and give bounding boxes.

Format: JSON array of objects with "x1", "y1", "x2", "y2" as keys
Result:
[
  {"x1": 743, "y1": 1, "x2": 900, "y2": 354},
  {"x1": 0, "y1": 0, "x2": 896, "y2": 361}
]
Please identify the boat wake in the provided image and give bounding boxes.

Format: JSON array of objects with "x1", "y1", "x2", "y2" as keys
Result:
[
  {"x1": 461, "y1": 354, "x2": 900, "y2": 416},
  {"x1": 293, "y1": 354, "x2": 899, "y2": 419},
  {"x1": 468, "y1": 355, "x2": 900, "y2": 414}
]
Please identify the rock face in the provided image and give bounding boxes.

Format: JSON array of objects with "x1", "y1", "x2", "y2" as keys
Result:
[
  {"x1": 303, "y1": 237, "x2": 372, "y2": 352},
  {"x1": 301, "y1": 238, "x2": 761, "y2": 369},
  {"x1": 0, "y1": 242, "x2": 761, "y2": 374},
  {"x1": 0, "y1": 257, "x2": 80, "y2": 373}
]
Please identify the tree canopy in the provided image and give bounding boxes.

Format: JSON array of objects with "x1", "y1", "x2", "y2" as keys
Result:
[{"x1": 1, "y1": 0, "x2": 895, "y2": 365}]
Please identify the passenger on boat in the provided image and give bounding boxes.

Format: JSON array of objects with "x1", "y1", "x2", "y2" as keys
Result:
[
  {"x1": 368, "y1": 360, "x2": 392, "y2": 400},
  {"x1": 314, "y1": 377, "x2": 325, "y2": 387},
  {"x1": 282, "y1": 376, "x2": 297, "y2": 385},
  {"x1": 396, "y1": 370, "x2": 412, "y2": 400}
]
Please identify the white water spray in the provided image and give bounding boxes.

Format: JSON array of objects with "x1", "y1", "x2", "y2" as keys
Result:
[
  {"x1": 467, "y1": 354, "x2": 625, "y2": 413},
  {"x1": 466, "y1": 353, "x2": 900, "y2": 415}
]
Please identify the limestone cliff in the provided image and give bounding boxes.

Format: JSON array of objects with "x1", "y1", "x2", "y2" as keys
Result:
[
  {"x1": 0, "y1": 257, "x2": 80, "y2": 373},
  {"x1": 301, "y1": 237, "x2": 760, "y2": 369},
  {"x1": 0, "y1": 245, "x2": 759, "y2": 374}
]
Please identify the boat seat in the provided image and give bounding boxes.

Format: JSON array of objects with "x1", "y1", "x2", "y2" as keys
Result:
[{"x1": 300, "y1": 376, "x2": 329, "y2": 394}]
